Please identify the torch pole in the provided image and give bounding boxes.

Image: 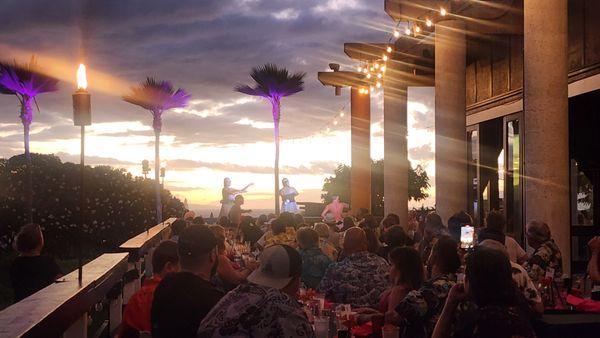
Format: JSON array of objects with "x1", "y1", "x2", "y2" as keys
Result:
[{"x1": 78, "y1": 124, "x2": 85, "y2": 285}]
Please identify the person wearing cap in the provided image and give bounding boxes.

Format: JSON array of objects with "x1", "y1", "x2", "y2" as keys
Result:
[
  {"x1": 318, "y1": 227, "x2": 389, "y2": 308},
  {"x1": 151, "y1": 225, "x2": 223, "y2": 338},
  {"x1": 198, "y1": 244, "x2": 315, "y2": 337},
  {"x1": 120, "y1": 240, "x2": 180, "y2": 337},
  {"x1": 523, "y1": 220, "x2": 563, "y2": 283}
]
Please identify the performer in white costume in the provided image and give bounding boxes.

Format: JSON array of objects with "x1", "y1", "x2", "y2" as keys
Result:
[
  {"x1": 279, "y1": 178, "x2": 299, "y2": 213},
  {"x1": 218, "y1": 178, "x2": 252, "y2": 219}
]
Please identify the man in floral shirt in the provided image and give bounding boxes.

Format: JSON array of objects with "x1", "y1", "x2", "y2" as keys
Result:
[
  {"x1": 523, "y1": 221, "x2": 563, "y2": 283},
  {"x1": 198, "y1": 245, "x2": 314, "y2": 338},
  {"x1": 318, "y1": 227, "x2": 389, "y2": 308}
]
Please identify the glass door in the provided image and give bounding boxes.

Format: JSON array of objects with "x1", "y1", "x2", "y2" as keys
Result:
[{"x1": 503, "y1": 113, "x2": 523, "y2": 244}]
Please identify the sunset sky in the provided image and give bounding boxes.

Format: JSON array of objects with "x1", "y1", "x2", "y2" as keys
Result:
[{"x1": 0, "y1": 0, "x2": 435, "y2": 215}]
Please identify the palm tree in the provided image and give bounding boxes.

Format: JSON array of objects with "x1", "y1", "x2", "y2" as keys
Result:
[
  {"x1": 0, "y1": 56, "x2": 59, "y2": 222},
  {"x1": 123, "y1": 78, "x2": 190, "y2": 223},
  {"x1": 235, "y1": 64, "x2": 305, "y2": 214}
]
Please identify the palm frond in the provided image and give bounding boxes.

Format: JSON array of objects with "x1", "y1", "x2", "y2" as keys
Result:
[
  {"x1": 235, "y1": 63, "x2": 305, "y2": 100},
  {"x1": 0, "y1": 57, "x2": 59, "y2": 98},
  {"x1": 123, "y1": 77, "x2": 190, "y2": 112}
]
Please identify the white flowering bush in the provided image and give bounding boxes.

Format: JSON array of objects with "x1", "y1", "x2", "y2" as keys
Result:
[{"x1": 0, "y1": 154, "x2": 185, "y2": 258}]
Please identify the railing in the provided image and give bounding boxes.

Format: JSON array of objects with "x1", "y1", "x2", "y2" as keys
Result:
[{"x1": 0, "y1": 218, "x2": 176, "y2": 338}]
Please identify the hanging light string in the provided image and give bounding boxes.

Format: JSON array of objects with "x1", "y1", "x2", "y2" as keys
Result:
[{"x1": 323, "y1": 102, "x2": 348, "y2": 134}]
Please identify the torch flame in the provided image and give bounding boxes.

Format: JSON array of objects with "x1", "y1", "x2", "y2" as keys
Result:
[{"x1": 76, "y1": 63, "x2": 88, "y2": 90}]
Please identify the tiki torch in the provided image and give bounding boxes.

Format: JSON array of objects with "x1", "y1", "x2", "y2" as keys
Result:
[{"x1": 73, "y1": 64, "x2": 91, "y2": 285}]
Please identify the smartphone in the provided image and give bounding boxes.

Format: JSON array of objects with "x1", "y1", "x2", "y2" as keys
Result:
[{"x1": 460, "y1": 225, "x2": 475, "y2": 249}]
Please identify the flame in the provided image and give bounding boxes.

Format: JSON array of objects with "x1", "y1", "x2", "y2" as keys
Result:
[{"x1": 76, "y1": 63, "x2": 88, "y2": 90}]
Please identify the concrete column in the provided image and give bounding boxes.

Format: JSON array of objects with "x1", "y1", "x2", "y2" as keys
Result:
[
  {"x1": 523, "y1": 0, "x2": 570, "y2": 272},
  {"x1": 350, "y1": 87, "x2": 371, "y2": 212},
  {"x1": 383, "y1": 58, "x2": 408, "y2": 225},
  {"x1": 434, "y1": 20, "x2": 467, "y2": 223}
]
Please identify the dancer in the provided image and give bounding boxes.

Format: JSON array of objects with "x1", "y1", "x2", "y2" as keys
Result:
[
  {"x1": 321, "y1": 195, "x2": 348, "y2": 223},
  {"x1": 279, "y1": 178, "x2": 299, "y2": 214},
  {"x1": 218, "y1": 178, "x2": 252, "y2": 219}
]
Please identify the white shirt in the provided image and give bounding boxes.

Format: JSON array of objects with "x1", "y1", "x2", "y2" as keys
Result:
[{"x1": 505, "y1": 235, "x2": 527, "y2": 263}]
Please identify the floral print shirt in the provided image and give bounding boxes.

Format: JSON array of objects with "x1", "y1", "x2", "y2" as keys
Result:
[
  {"x1": 524, "y1": 240, "x2": 563, "y2": 283},
  {"x1": 197, "y1": 283, "x2": 315, "y2": 338},
  {"x1": 394, "y1": 274, "x2": 456, "y2": 338},
  {"x1": 300, "y1": 246, "x2": 332, "y2": 290},
  {"x1": 511, "y1": 262, "x2": 542, "y2": 306},
  {"x1": 262, "y1": 227, "x2": 297, "y2": 248},
  {"x1": 318, "y1": 251, "x2": 389, "y2": 308}
]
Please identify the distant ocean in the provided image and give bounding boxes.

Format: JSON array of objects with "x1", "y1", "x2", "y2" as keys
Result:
[{"x1": 191, "y1": 208, "x2": 275, "y2": 218}]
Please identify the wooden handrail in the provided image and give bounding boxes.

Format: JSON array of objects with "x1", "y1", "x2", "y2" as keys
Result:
[
  {"x1": 0, "y1": 253, "x2": 128, "y2": 338},
  {"x1": 119, "y1": 218, "x2": 177, "y2": 261}
]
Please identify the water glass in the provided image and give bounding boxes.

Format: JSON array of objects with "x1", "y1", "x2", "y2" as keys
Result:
[{"x1": 382, "y1": 325, "x2": 400, "y2": 338}]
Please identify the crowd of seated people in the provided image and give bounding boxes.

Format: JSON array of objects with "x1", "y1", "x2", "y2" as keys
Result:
[{"x1": 12, "y1": 203, "x2": 600, "y2": 338}]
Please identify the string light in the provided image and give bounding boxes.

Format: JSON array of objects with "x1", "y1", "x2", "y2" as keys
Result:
[
  {"x1": 382, "y1": 54, "x2": 388, "y2": 61},
  {"x1": 374, "y1": 63, "x2": 380, "y2": 70},
  {"x1": 393, "y1": 30, "x2": 400, "y2": 38},
  {"x1": 362, "y1": 68, "x2": 368, "y2": 74},
  {"x1": 404, "y1": 27, "x2": 411, "y2": 35},
  {"x1": 386, "y1": 46, "x2": 392, "y2": 53},
  {"x1": 376, "y1": 82, "x2": 381, "y2": 88},
  {"x1": 333, "y1": 120, "x2": 338, "y2": 126},
  {"x1": 357, "y1": 66, "x2": 362, "y2": 72},
  {"x1": 366, "y1": 73, "x2": 371, "y2": 79},
  {"x1": 381, "y1": 65, "x2": 386, "y2": 72},
  {"x1": 426, "y1": 18, "x2": 433, "y2": 27},
  {"x1": 414, "y1": 25, "x2": 421, "y2": 33},
  {"x1": 440, "y1": 7, "x2": 447, "y2": 16},
  {"x1": 340, "y1": 112, "x2": 344, "y2": 117},
  {"x1": 377, "y1": 73, "x2": 382, "y2": 79}
]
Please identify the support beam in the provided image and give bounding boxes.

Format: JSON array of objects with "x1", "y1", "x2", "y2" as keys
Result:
[
  {"x1": 434, "y1": 20, "x2": 467, "y2": 222},
  {"x1": 383, "y1": 58, "x2": 408, "y2": 225},
  {"x1": 523, "y1": 0, "x2": 570, "y2": 272},
  {"x1": 350, "y1": 87, "x2": 371, "y2": 212}
]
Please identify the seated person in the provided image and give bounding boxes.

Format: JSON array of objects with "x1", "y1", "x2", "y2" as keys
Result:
[
  {"x1": 319, "y1": 227, "x2": 389, "y2": 308},
  {"x1": 381, "y1": 213, "x2": 401, "y2": 232},
  {"x1": 296, "y1": 227, "x2": 332, "y2": 289},
  {"x1": 10, "y1": 223, "x2": 62, "y2": 302},
  {"x1": 170, "y1": 218, "x2": 186, "y2": 242},
  {"x1": 313, "y1": 222, "x2": 338, "y2": 261},
  {"x1": 239, "y1": 216, "x2": 263, "y2": 246},
  {"x1": 388, "y1": 236, "x2": 461, "y2": 337},
  {"x1": 209, "y1": 225, "x2": 256, "y2": 289},
  {"x1": 447, "y1": 211, "x2": 473, "y2": 244},
  {"x1": 479, "y1": 240, "x2": 543, "y2": 314},
  {"x1": 432, "y1": 247, "x2": 535, "y2": 338},
  {"x1": 192, "y1": 216, "x2": 206, "y2": 225},
  {"x1": 523, "y1": 220, "x2": 563, "y2": 283},
  {"x1": 262, "y1": 217, "x2": 297, "y2": 248},
  {"x1": 418, "y1": 212, "x2": 447, "y2": 262},
  {"x1": 151, "y1": 225, "x2": 223, "y2": 338},
  {"x1": 380, "y1": 247, "x2": 424, "y2": 314},
  {"x1": 121, "y1": 240, "x2": 180, "y2": 336},
  {"x1": 377, "y1": 225, "x2": 413, "y2": 261},
  {"x1": 478, "y1": 211, "x2": 527, "y2": 264},
  {"x1": 198, "y1": 245, "x2": 315, "y2": 337}
]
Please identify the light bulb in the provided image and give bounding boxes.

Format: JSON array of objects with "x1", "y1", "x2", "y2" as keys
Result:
[
  {"x1": 415, "y1": 25, "x2": 421, "y2": 33},
  {"x1": 377, "y1": 73, "x2": 382, "y2": 79},
  {"x1": 366, "y1": 73, "x2": 372, "y2": 79},
  {"x1": 340, "y1": 112, "x2": 345, "y2": 117},
  {"x1": 376, "y1": 82, "x2": 381, "y2": 88},
  {"x1": 393, "y1": 30, "x2": 400, "y2": 38},
  {"x1": 382, "y1": 54, "x2": 388, "y2": 61},
  {"x1": 426, "y1": 18, "x2": 433, "y2": 27},
  {"x1": 362, "y1": 68, "x2": 368, "y2": 74},
  {"x1": 405, "y1": 27, "x2": 411, "y2": 35},
  {"x1": 381, "y1": 65, "x2": 386, "y2": 72},
  {"x1": 358, "y1": 88, "x2": 364, "y2": 94},
  {"x1": 333, "y1": 120, "x2": 338, "y2": 126},
  {"x1": 386, "y1": 46, "x2": 392, "y2": 53},
  {"x1": 440, "y1": 7, "x2": 447, "y2": 16},
  {"x1": 357, "y1": 66, "x2": 362, "y2": 72},
  {"x1": 374, "y1": 63, "x2": 380, "y2": 69},
  {"x1": 370, "y1": 66, "x2": 374, "y2": 72}
]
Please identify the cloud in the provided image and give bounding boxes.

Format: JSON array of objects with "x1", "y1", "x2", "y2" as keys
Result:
[
  {"x1": 235, "y1": 118, "x2": 273, "y2": 129},
  {"x1": 272, "y1": 8, "x2": 300, "y2": 21},
  {"x1": 54, "y1": 152, "x2": 136, "y2": 166},
  {"x1": 166, "y1": 159, "x2": 337, "y2": 175}
]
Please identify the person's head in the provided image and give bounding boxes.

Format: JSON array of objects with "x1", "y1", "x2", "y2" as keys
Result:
[
  {"x1": 234, "y1": 194, "x2": 244, "y2": 206},
  {"x1": 209, "y1": 225, "x2": 226, "y2": 253},
  {"x1": 240, "y1": 215, "x2": 254, "y2": 228},
  {"x1": 257, "y1": 214, "x2": 268, "y2": 226},
  {"x1": 330, "y1": 195, "x2": 340, "y2": 203},
  {"x1": 343, "y1": 227, "x2": 368, "y2": 255},
  {"x1": 177, "y1": 225, "x2": 219, "y2": 278},
  {"x1": 296, "y1": 227, "x2": 319, "y2": 250},
  {"x1": 427, "y1": 236, "x2": 461, "y2": 276},
  {"x1": 282, "y1": 178, "x2": 289, "y2": 187},
  {"x1": 342, "y1": 216, "x2": 355, "y2": 231},
  {"x1": 294, "y1": 213, "x2": 305, "y2": 226},
  {"x1": 424, "y1": 212, "x2": 445, "y2": 240},
  {"x1": 447, "y1": 211, "x2": 473, "y2": 242},
  {"x1": 247, "y1": 244, "x2": 302, "y2": 296},
  {"x1": 360, "y1": 214, "x2": 377, "y2": 229},
  {"x1": 465, "y1": 246, "x2": 515, "y2": 307},
  {"x1": 485, "y1": 210, "x2": 506, "y2": 233},
  {"x1": 192, "y1": 216, "x2": 205, "y2": 225},
  {"x1": 382, "y1": 213, "x2": 401, "y2": 230},
  {"x1": 313, "y1": 223, "x2": 330, "y2": 239},
  {"x1": 183, "y1": 210, "x2": 196, "y2": 222},
  {"x1": 526, "y1": 220, "x2": 551, "y2": 249},
  {"x1": 271, "y1": 218, "x2": 287, "y2": 236},
  {"x1": 171, "y1": 219, "x2": 186, "y2": 238},
  {"x1": 383, "y1": 225, "x2": 411, "y2": 247},
  {"x1": 224, "y1": 177, "x2": 231, "y2": 187},
  {"x1": 478, "y1": 239, "x2": 509, "y2": 259},
  {"x1": 278, "y1": 212, "x2": 296, "y2": 228},
  {"x1": 357, "y1": 208, "x2": 370, "y2": 220},
  {"x1": 364, "y1": 227, "x2": 381, "y2": 253},
  {"x1": 14, "y1": 223, "x2": 44, "y2": 255},
  {"x1": 152, "y1": 240, "x2": 180, "y2": 277},
  {"x1": 389, "y1": 247, "x2": 424, "y2": 290}
]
